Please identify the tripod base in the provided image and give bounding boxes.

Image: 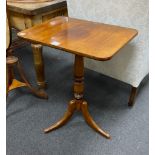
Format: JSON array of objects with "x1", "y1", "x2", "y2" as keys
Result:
[
  {"x1": 44, "y1": 55, "x2": 110, "y2": 139},
  {"x1": 9, "y1": 79, "x2": 27, "y2": 91},
  {"x1": 44, "y1": 99, "x2": 111, "y2": 139}
]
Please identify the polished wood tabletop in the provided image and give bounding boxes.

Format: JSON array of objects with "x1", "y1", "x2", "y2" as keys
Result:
[{"x1": 18, "y1": 16, "x2": 138, "y2": 61}]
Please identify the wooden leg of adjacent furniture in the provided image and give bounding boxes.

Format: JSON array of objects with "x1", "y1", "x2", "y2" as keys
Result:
[
  {"x1": 128, "y1": 86, "x2": 138, "y2": 106},
  {"x1": 31, "y1": 44, "x2": 46, "y2": 89},
  {"x1": 44, "y1": 55, "x2": 110, "y2": 139},
  {"x1": 6, "y1": 56, "x2": 48, "y2": 99},
  {"x1": 16, "y1": 60, "x2": 48, "y2": 99},
  {"x1": 7, "y1": 56, "x2": 27, "y2": 92}
]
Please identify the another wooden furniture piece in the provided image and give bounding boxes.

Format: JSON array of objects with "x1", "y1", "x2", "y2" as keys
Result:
[
  {"x1": 6, "y1": 14, "x2": 48, "y2": 99},
  {"x1": 67, "y1": 0, "x2": 148, "y2": 106},
  {"x1": 18, "y1": 16, "x2": 138, "y2": 139},
  {"x1": 7, "y1": 0, "x2": 54, "y2": 2},
  {"x1": 7, "y1": 0, "x2": 68, "y2": 88}
]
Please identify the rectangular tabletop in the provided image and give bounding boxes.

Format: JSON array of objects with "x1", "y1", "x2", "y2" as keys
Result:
[
  {"x1": 7, "y1": 0, "x2": 67, "y2": 15},
  {"x1": 18, "y1": 16, "x2": 138, "y2": 61}
]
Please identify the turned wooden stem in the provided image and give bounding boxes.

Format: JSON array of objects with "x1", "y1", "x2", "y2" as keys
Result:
[{"x1": 74, "y1": 55, "x2": 84, "y2": 100}]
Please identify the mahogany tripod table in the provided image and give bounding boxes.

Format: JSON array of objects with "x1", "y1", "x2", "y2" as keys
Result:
[{"x1": 18, "y1": 16, "x2": 138, "y2": 139}]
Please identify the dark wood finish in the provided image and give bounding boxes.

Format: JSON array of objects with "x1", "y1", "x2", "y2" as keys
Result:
[
  {"x1": 18, "y1": 16, "x2": 138, "y2": 61},
  {"x1": 44, "y1": 55, "x2": 111, "y2": 139},
  {"x1": 128, "y1": 86, "x2": 138, "y2": 106},
  {"x1": 7, "y1": 0, "x2": 67, "y2": 15},
  {"x1": 18, "y1": 17, "x2": 138, "y2": 138}
]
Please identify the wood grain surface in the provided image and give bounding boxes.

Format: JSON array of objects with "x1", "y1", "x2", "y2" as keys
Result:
[{"x1": 18, "y1": 16, "x2": 138, "y2": 61}]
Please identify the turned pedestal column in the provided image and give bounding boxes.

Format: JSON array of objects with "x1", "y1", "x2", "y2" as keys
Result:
[{"x1": 44, "y1": 55, "x2": 111, "y2": 139}]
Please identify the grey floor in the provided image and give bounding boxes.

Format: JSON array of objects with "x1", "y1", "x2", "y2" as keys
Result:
[{"x1": 7, "y1": 41, "x2": 149, "y2": 155}]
